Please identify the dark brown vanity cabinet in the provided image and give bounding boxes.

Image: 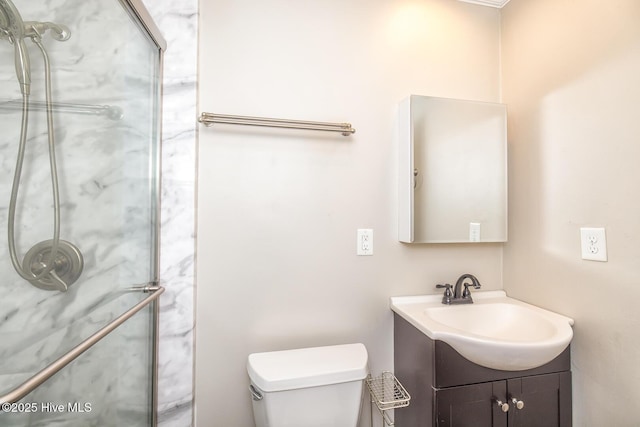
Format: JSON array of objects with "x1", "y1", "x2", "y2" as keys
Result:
[{"x1": 394, "y1": 314, "x2": 572, "y2": 427}]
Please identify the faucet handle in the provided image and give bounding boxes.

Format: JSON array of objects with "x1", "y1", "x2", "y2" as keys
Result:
[
  {"x1": 436, "y1": 283, "x2": 452, "y2": 294},
  {"x1": 436, "y1": 284, "x2": 453, "y2": 304},
  {"x1": 462, "y1": 282, "x2": 481, "y2": 298}
]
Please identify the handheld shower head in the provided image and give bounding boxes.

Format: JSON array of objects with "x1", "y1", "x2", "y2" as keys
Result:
[
  {"x1": 0, "y1": 0, "x2": 24, "y2": 38},
  {"x1": 0, "y1": 0, "x2": 30, "y2": 95},
  {"x1": 13, "y1": 38, "x2": 30, "y2": 96}
]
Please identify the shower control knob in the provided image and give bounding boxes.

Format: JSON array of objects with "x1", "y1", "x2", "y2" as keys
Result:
[
  {"x1": 22, "y1": 240, "x2": 84, "y2": 291},
  {"x1": 511, "y1": 397, "x2": 525, "y2": 410},
  {"x1": 495, "y1": 399, "x2": 510, "y2": 412}
]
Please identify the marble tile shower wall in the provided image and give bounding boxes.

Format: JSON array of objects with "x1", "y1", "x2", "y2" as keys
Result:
[{"x1": 0, "y1": 0, "x2": 198, "y2": 425}]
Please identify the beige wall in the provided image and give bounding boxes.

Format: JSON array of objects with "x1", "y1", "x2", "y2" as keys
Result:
[
  {"x1": 501, "y1": 1, "x2": 640, "y2": 425},
  {"x1": 196, "y1": 0, "x2": 503, "y2": 425}
]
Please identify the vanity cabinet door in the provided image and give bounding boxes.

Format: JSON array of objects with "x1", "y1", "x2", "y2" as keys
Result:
[
  {"x1": 507, "y1": 372, "x2": 572, "y2": 427},
  {"x1": 434, "y1": 372, "x2": 571, "y2": 427},
  {"x1": 435, "y1": 381, "x2": 508, "y2": 427}
]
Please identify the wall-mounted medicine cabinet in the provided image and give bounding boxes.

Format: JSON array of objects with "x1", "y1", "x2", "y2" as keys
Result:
[{"x1": 398, "y1": 95, "x2": 507, "y2": 243}]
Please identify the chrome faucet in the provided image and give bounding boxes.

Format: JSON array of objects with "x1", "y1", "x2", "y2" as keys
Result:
[{"x1": 436, "y1": 274, "x2": 481, "y2": 305}]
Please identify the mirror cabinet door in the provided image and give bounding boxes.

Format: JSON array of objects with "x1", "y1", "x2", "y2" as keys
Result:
[{"x1": 399, "y1": 95, "x2": 507, "y2": 243}]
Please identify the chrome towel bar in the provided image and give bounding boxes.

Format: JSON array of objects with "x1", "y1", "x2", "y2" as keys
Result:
[
  {"x1": 0, "y1": 284, "x2": 164, "y2": 404},
  {"x1": 199, "y1": 112, "x2": 356, "y2": 136}
]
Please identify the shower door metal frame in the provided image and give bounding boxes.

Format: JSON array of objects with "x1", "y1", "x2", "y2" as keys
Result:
[
  {"x1": 0, "y1": 1, "x2": 167, "y2": 426},
  {"x1": 119, "y1": 1, "x2": 167, "y2": 425},
  {"x1": 122, "y1": 0, "x2": 167, "y2": 52}
]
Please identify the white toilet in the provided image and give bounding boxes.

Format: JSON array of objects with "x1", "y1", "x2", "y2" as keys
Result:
[{"x1": 247, "y1": 343, "x2": 369, "y2": 427}]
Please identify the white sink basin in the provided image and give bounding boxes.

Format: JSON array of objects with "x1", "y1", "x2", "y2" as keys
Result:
[{"x1": 390, "y1": 291, "x2": 574, "y2": 371}]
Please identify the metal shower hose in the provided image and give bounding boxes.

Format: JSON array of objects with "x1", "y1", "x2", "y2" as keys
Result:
[{"x1": 7, "y1": 34, "x2": 67, "y2": 291}]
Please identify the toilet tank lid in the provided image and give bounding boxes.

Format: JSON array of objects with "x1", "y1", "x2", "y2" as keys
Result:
[{"x1": 247, "y1": 343, "x2": 368, "y2": 392}]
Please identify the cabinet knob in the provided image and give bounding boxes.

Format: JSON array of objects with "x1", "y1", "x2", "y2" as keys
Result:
[
  {"x1": 511, "y1": 397, "x2": 525, "y2": 410},
  {"x1": 495, "y1": 399, "x2": 510, "y2": 412}
]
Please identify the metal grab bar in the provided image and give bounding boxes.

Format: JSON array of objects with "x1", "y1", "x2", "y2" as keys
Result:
[
  {"x1": 198, "y1": 112, "x2": 356, "y2": 136},
  {"x1": 0, "y1": 284, "x2": 164, "y2": 404},
  {"x1": 0, "y1": 99, "x2": 124, "y2": 120}
]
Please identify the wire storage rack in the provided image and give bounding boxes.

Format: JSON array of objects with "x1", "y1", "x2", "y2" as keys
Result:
[{"x1": 366, "y1": 372, "x2": 410, "y2": 426}]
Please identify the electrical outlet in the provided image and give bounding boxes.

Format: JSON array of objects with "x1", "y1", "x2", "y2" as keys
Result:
[
  {"x1": 580, "y1": 227, "x2": 607, "y2": 262},
  {"x1": 469, "y1": 223, "x2": 481, "y2": 242},
  {"x1": 357, "y1": 229, "x2": 373, "y2": 256}
]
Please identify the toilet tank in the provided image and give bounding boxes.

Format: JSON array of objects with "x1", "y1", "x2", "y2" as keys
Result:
[{"x1": 247, "y1": 343, "x2": 369, "y2": 427}]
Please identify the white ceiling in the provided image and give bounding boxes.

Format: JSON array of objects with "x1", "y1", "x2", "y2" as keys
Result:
[{"x1": 458, "y1": 0, "x2": 511, "y2": 8}]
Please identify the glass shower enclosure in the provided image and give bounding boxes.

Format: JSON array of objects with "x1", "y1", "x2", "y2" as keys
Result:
[{"x1": 0, "y1": 0, "x2": 165, "y2": 425}]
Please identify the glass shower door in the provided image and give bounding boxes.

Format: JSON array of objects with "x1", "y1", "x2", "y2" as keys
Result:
[{"x1": 0, "y1": 0, "x2": 164, "y2": 425}]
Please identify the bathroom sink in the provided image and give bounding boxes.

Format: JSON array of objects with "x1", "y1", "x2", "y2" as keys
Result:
[{"x1": 390, "y1": 291, "x2": 574, "y2": 371}]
